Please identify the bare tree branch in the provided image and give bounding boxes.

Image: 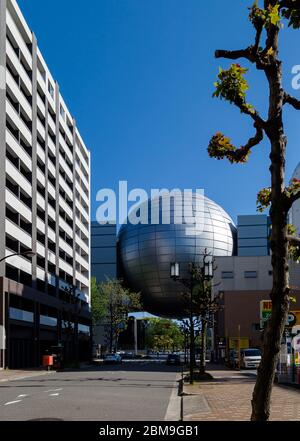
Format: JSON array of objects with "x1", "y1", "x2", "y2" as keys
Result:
[
  {"x1": 283, "y1": 92, "x2": 300, "y2": 110},
  {"x1": 243, "y1": 123, "x2": 264, "y2": 151},
  {"x1": 279, "y1": 0, "x2": 300, "y2": 9},
  {"x1": 287, "y1": 235, "x2": 300, "y2": 246},
  {"x1": 215, "y1": 48, "x2": 253, "y2": 61}
]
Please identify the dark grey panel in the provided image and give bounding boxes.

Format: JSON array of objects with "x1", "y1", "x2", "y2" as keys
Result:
[
  {"x1": 91, "y1": 248, "x2": 116, "y2": 263},
  {"x1": 91, "y1": 263, "x2": 116, "y2": 282}
]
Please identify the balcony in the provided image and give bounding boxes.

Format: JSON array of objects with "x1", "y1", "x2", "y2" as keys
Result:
[
  {"x1": 37, "y1": 68, "x2": 46, "y2": 91},
  {"x1": 6, "y1": 128, "x2": 32, "y2": 171},
  {"x1": 59, "y1": 195, "x2": 73, "y2": 219},
  {"x1": 6, "y1": 159, "x2": 32, "y2": 198},
  {"x1": 5, "y1": 189, "x2": 32, "y2": 223},
  {"x1": 59, "y1": 133, "x2": 73, "y2": 164},
  {"x1": 48, "y1": 134, "x2": 56, "y2": 156},
  {"x1": 6, "y1": 69, "x2": 32, "y2": 120},
  {"x1": 6, "y1": 11, "x2": 32, "y2": 68},
  {"x1": 37, "y1": 92, "x2": 45, "y2": 115},
  {"x1": 59, "y1": 174, "x2": 73, "y2": 201},
  {"x1": 6, "y1": 99, "x2": 32, "y2": 145},
  {"x1": 36, "y1": 167, "x2": 45, "y2": 188},
  {"x1": 37, "y1": 118, "x2": 45, "y2": 141},
  {"x1": 5, "y1": 218, "x2": 32, "y2": 249},
  {"x1": 6, "y1": 38, "x2": 32, "y2": 93},
  {"x1": 36, "y1": 192, "x2": 45, "y2": 211},
  {"x1": 37, "y1": 142, "x2": 45, "y2": 164}
]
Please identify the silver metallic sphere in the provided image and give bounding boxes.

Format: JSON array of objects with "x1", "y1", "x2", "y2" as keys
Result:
[{"x1": 118, "y1": 193, "x2": 236, "y2": 317}]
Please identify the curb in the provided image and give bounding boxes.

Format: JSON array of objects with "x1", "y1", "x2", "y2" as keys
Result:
[{"x1": 164, "y1": 373, "x2": 182, "y2": 421}]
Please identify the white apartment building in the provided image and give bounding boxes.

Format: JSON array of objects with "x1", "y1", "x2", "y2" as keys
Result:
[{"x1": 0, "y1": 0, "x2": 91, "y2": 369}]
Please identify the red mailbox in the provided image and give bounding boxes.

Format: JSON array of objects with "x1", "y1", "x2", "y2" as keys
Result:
[{"x1": 43, "y1": 355, "x2": 54, "y2": 370}]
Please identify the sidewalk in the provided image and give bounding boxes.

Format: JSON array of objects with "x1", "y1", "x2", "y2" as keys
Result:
[
  {"x1": 182, "y1": 364, "x2": 300, "y2": 421},
  {"x1": 0, "y1": 368, "x2": 53, "y2": 383}
]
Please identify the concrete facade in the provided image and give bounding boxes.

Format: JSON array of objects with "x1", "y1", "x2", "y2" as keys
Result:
[
  {"x1": 214, "y1": 255, "x2": 300, "y2": 351},
  {"x1": 0, "y1": 0, "x2": 91, "y2": 368}
]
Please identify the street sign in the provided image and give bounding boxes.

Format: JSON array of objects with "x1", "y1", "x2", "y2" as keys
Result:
[
  {"x1": 229, "y1": 337, "x2": 249, "y2": 350},
  {"x1": 260, "y1": 300, "x2": 300, "y2": 329},
  {"x1": 260, "y1": 300, "x2": 272, "y2": 329},
  {"x1": 292, "y1": 334, "x2": 300, "y2": 352},
  {"x1": 286, "y1": 312, "x2": 297, "y2": 328}
]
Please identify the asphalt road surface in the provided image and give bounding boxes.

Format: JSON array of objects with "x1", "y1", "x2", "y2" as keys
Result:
[{"x1": 0, "y1": 362, "x2": 180, "y2": 421}]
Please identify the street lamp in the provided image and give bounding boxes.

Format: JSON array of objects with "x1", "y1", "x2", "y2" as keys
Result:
[
  {"x1": 170, "y1": 262, "x2": 180, "y2": 280},
  {"x1": 0, "y1": 250, "x2": 36, "y2": 264},
  {"x1": 170, "y1": 261, "x2": 196, "y2": 384},
  {"x1": 203, "y1": 258, "x2": 213, "y2": 280},
  {"x1": 1, "y1": 249, "x2": 36, "y2": 369}
]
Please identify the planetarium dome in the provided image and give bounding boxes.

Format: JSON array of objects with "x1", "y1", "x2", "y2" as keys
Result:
[{"x1": 118, "y1": 192, "x2": 236, "y2": 318}]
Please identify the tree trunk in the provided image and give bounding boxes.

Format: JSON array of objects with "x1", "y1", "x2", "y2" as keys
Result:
[
  {"x1": 251, "y1": 58, "x2": 290, "y2": 419},
  {"x1": 199, "y1": 319, "x2": 207, "y2": 375},
  {"x1": 251, "y1": 200, "x2": 289, "y2": 420}
]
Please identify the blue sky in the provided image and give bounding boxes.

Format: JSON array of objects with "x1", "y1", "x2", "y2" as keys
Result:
[{"x1": 18, "y1": 0, "x2": 300, "y2": 224}]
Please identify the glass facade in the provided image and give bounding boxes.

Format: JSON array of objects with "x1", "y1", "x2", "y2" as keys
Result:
[
  {"x1": 91, "y1": 222, "x2": 117, "y2": 282},
  {"x1": 237, "y1": 215, "x2": 270, "y2": 256}
]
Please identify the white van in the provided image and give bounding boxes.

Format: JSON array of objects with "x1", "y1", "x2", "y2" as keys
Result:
[{"x1": 240, "y1": 348, "x2": 261, "y2": 369}]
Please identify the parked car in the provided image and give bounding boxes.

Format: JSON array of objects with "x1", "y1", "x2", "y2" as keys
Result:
[
  {"x1": 166, "y1": 353, "x2": 181, "y2": 366},
  {"x1": 117, "y1": 351, "x2": 134, "y2": 359},
  {"x1": 240, "y1": 348, "x2": 261, "y2": 369},
  {"x1": 103, "y1": 353, "x2": 122, "y2": 364}
]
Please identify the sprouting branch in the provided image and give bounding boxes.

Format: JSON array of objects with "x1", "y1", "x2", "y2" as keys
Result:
[
  {"x1": 284, "y1": 178, "x2": 300, "y2": 210},
  {"x1": 285, "y1": 189, "x2": 300, "y2": 209},
  {"x1": 213, "y1": 64, "x2": 267, "y2": 129},
  {"x1": 283, "y1": 92, "x2": 300, "y2": 109},
  {"x1": 208, "y1": 123, "x2": 263, "y2": 164}
]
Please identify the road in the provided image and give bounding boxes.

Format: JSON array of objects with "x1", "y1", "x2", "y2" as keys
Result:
[{"x1": 0, "y1": 362, "x2": 180, "y2": 421}]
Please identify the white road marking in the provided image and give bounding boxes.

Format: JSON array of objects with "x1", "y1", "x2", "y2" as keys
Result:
[
  {"x1": 45, "y1": 388, "x2": 62, "y2": 393},
  {"x1": 17, "y1": 394, "x2": 28, "y2": 398},
  {"x1": 49, "y1": 393, "x2": 59, "y2": 397},
  {"x1": 4, "y1": 400, "x2": 22, "y2": 406}
]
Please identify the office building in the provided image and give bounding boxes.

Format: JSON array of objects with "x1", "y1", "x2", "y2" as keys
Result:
[
  {"x1": 91, "y1": 222, "x2": 117, "y2": 283},
  {"x1": 0, "y1": 0, "x2": 91, "y2": 368},
  {"x1": 237, "y1": 215, "x2": 270, "y2": 256}
]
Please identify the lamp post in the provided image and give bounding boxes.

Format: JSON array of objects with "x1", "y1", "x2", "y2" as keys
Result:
[
  {"x1": 171, "y1": 255, "x2": 214, "y2": 382},
  {"x1": 170, "y1": 261, "x2": 195, "y2": 385},
  {"x1": 1, "y1": 250, "x2": 35, "y2": 369},
  {"x1": 199, "y1": 256, "x2": 213, "y2": 375}
]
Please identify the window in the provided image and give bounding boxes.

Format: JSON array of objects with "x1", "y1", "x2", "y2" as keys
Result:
[
  {"x1": 60, "y1": 104, "x2": 65, "y2": 120},
  {"x1": 221, "y1": 271, "x2": 234, "y2": 279},
  {"x1": 48, "y1": 81, "x2": 54, "y2": 99},
  {"x1": 244, "y1": 271, "x2": 258, "y2": 279}
]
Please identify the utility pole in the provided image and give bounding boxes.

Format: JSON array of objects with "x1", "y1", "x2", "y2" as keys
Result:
[{"x1": 237, "y1": 324, "x2": 241, "y2": 370}]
